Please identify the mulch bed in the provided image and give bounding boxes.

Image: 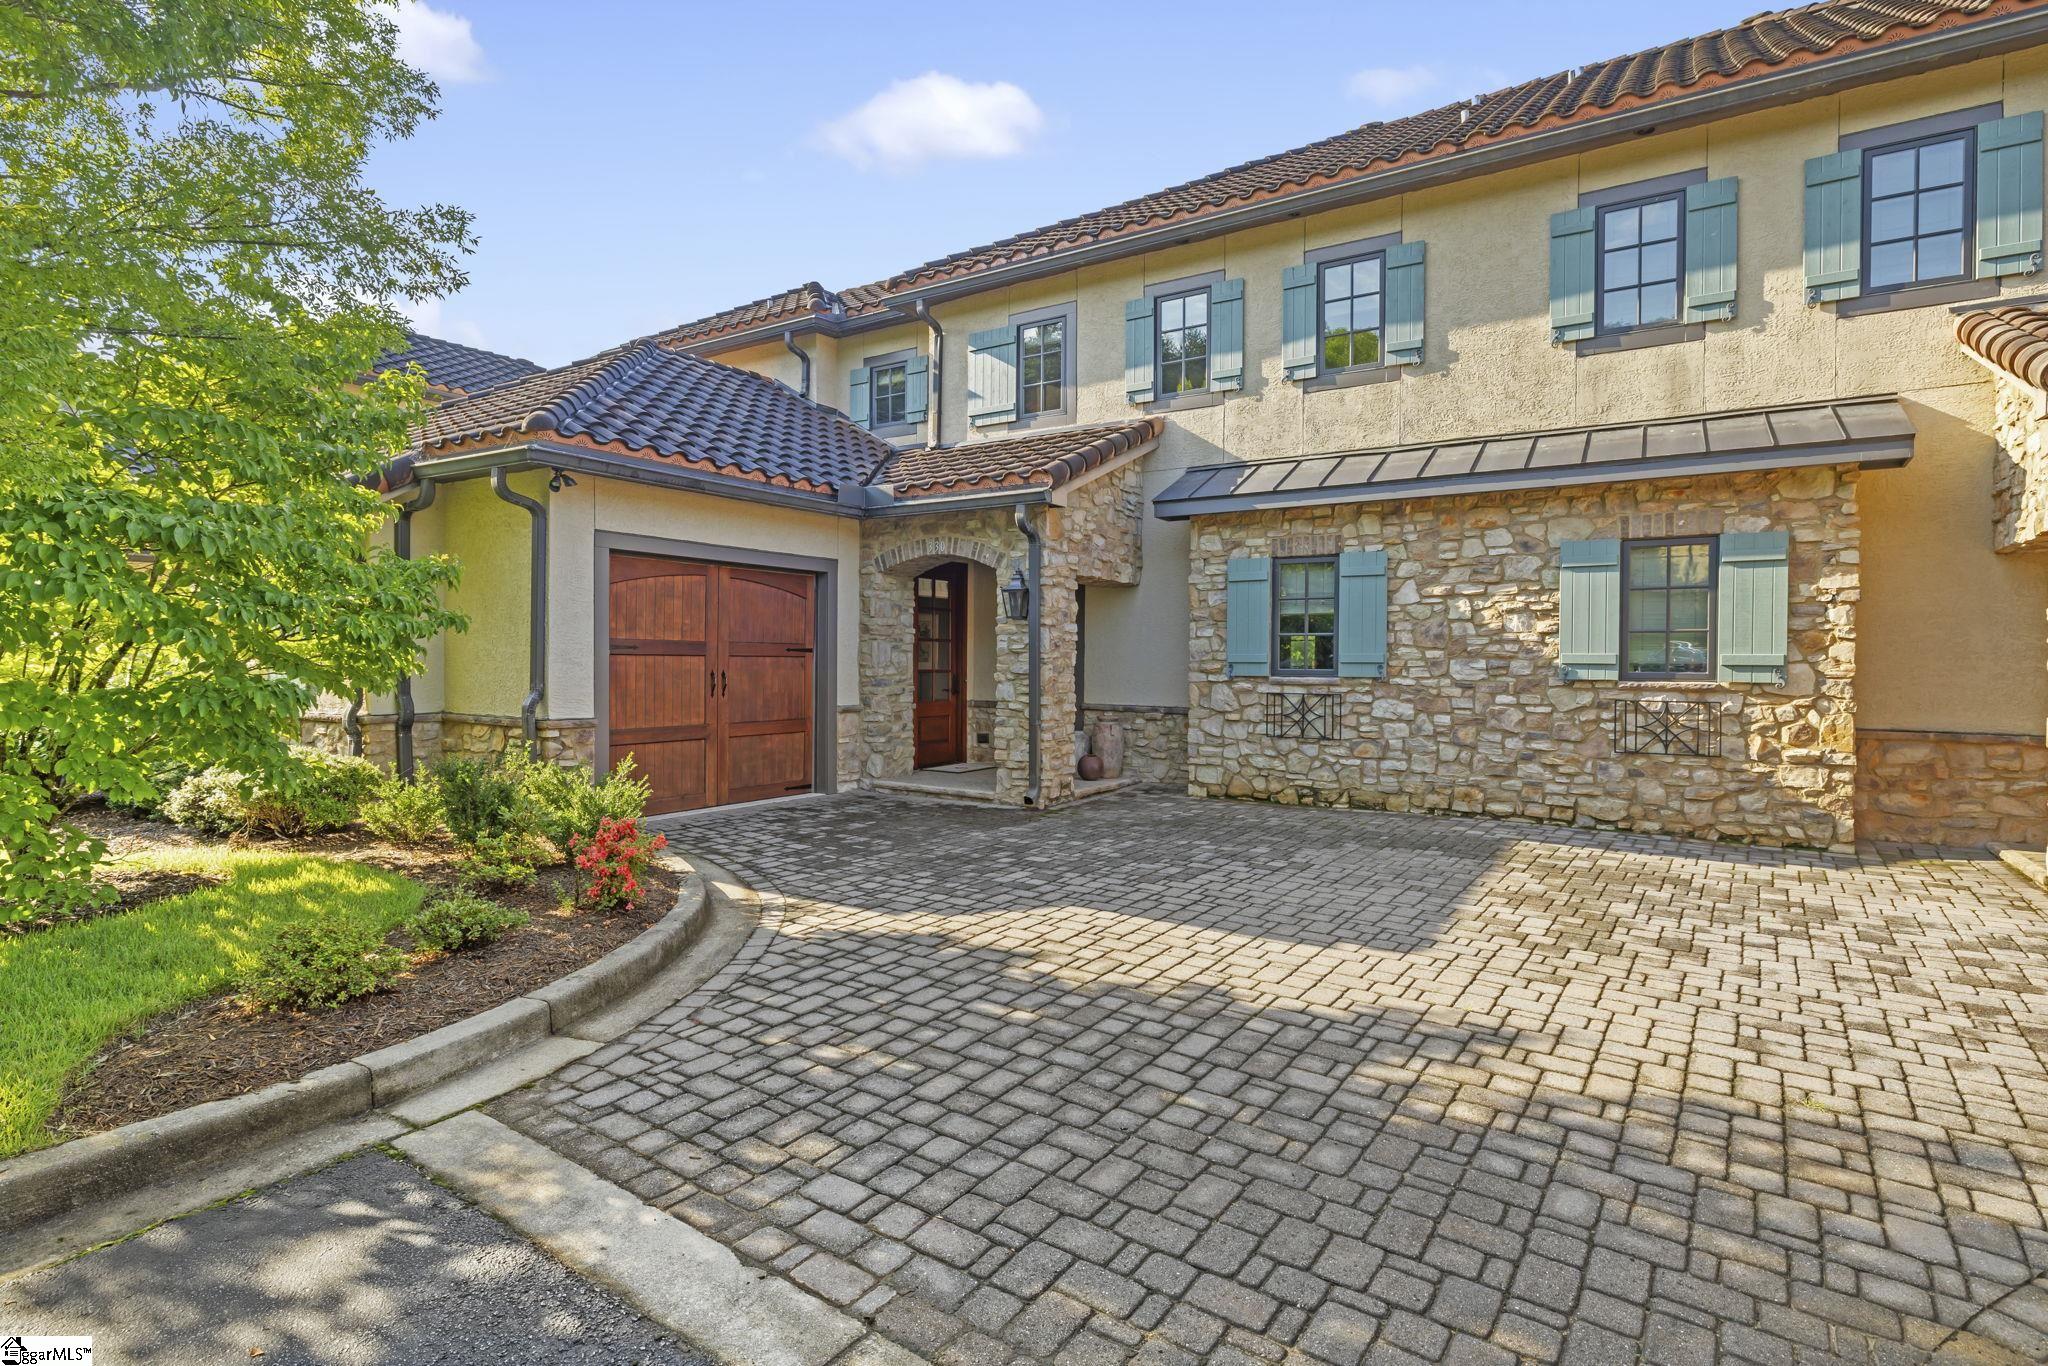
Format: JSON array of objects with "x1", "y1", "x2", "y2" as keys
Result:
[{"x1": 43, "y1": 811, "x2": 682, "y2": 1143}]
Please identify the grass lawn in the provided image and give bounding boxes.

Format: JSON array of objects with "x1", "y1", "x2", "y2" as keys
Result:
[{"x1": 0, "y1": 847, "x2": 424, "y2": 1158}]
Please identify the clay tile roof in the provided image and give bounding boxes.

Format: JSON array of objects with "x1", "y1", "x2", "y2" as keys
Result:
[
  {"x1": 415, "y1": 343, "x2": 896, "y2": 495},
  {"x1": 1955, "y1": 304, "x2": 2048, "y2": 387},
  {"x1": 370, "y1": 331, "x2": 543, "y2": 397},
  {"x1": 654, "y1": 0, "x2": 2023, "y2": 347},
  {"x1": 879, "y1": 419, "x2": 1164, "y2": 500}
]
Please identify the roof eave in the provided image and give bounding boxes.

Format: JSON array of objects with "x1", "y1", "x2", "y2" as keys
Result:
[
  {"x1": 409, "y1": 440, "x2": 864, "y2": 517},
  {"x1": 681, "y1": 3, "x2": 2048, "y2": 356},
  {"x1": 1152, "y1": 439, "x2": 1913, "y2": 521}
]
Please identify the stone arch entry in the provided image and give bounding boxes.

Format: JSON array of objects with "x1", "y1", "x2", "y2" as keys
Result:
[{"x1": 869, "y1": 535, "x2": 1010, "y2": 578}]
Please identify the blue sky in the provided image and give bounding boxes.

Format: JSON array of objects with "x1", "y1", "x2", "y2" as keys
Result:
[{"x1": 372, "y1": 0, "x2": 1752, "y2": 368}]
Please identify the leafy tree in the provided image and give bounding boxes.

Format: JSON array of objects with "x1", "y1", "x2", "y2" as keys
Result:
[{"x1": 0, "y1": 3, "x2": 473, "y2": 910}]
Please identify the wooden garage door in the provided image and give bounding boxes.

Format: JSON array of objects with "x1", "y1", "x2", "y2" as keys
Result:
[{"x1": 607, "y1": 553, "x2": 815, "y2": 814}]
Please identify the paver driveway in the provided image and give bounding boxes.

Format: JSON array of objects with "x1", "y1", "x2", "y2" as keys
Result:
[{"x1": 495, "y1": 792, "x2": 2048, "y2": 1364}]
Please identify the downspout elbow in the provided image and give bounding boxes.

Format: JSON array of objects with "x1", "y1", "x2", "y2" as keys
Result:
[
  {"x1": 491, "y1": 467, "x2": 548, "y2": 761},
  {"x1": 1014, "y1": 501, "x2": 1041, "y2": 808},
  {"x1": 782, "y1": 330, "x2": 811, "y2": 400}
]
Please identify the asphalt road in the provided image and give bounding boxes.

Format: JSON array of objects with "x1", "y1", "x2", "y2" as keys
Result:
[{"x1": 0, "y1": 1151, "x2": 711, "y2": 1365}]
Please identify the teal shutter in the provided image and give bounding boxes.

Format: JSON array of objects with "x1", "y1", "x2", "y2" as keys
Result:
[
  {"x1": 1803, "y1": 151, "x2": 1862, "y2": 302},
  {"x1": 1683, "y1": 177, "x2": 1740, "y2": 322},
  {"x1": 1209, "y1": 278, "x2": 1245, "y2": 391},
  {"x1": 1717, "y1": 530, "x2": 1790, "y2": 684},
  {"x1": 1977, "y1": 111, "x2": 2044, "y2": 279},
  {"x1": 966, "y1": 325, "x2": 1016, "y2": 426},
  {"x1": 1549, "y1": 207, "x2": 1597, "y2": 342},
  {"x1": 1558, "y1": 539, "x2": 1620, "y2": 680},
  {"x1": 1336, "y1": 548, "x2": 1388, "y2": 678},
  {"x1": 1225, "y1": 557, "x2": 1271, "y2": 677},
  {"x1": 1281, "y1": 264, "x2": 1318, "y2": 379},
  {"x1": 903, "y1": 354, "x2": 929, "y2": 423},
  {"x1": 848, "y1": 366, "x2": 871, "y2": 427},
  {"x1": 1384, "y1": 242, "x2": 1425, "y2": 366},
  {"x1": 1125, "y1": 296, "x2": 1155, "y2": 403}
]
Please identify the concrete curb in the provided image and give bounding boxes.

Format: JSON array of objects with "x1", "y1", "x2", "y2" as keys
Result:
[{"x1": 0, "y1": 860, "x2": 709, "y2": 1234}]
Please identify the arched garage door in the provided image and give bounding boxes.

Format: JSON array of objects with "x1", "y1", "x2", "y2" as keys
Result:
[{"x1": 606, "y1": 552, "x2": 815, "y2": 814}]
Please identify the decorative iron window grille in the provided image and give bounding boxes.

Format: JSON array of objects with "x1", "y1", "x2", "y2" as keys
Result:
[
  {"x1": 1612, "y1": 698, "x2": 1719, "y2": 757},
  {"x1": 1264, "y1": 691, "x2": 1338, "y2": 741}
]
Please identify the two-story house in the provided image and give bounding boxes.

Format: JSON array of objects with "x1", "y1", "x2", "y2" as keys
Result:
[{"x1": 326, "y1": 0, "x2": 2048, "y2": 854}]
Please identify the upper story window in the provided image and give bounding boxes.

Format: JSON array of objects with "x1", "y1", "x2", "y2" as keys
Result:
[
  {"x1": 870, "y1": 362, "x2": 908, "y2": 426},
  {"x1": 1319, "y1": 256, "x2": 1383, "y2": 371},
  {"x1": 1623, "y1": 539, "x2": 1715, "y2": 681},
  {"x1": 1157, "y1": 289, "x2": 1210, "y2": 395},
  {"x1": 1274, "y1": 558, "x2": 1338, "y2": 676},
  {"x1": 1598, "y1": 194, "x2": 1682, "y2": 333},
  {"x1": 1019, "y1": 318, "x2": 1065, "y2": 418},
  {"x1": 1866, "y1": 131, "x2": 1970, "y2": 290}
]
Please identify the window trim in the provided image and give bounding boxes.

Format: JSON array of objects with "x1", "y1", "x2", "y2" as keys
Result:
[
  {"x1": 1315, "y1": 251, "x2": 1387, "y2": 376},
  {"x1": 1619, "y1": 536, "x2": 1718, "y2": 683},
  {"x1": 1858, "y1": 125, "x2": 1976, "y2": 297},
  {"x1": 860, "y1": 345, "x2": 922, "y2": 438},
  {"x1": 869, "y1": 361, "x2": 909, "y2": 427},
  {"x1": 1007, "y1": 301, "x2": 1075, "y2": 431},
  {"x1": 1271, "y1": 555, "x2": 1340, "y2": 679},
  {"x1": 1593, "y1": 189, "x2": 1686, "y2": 338}
]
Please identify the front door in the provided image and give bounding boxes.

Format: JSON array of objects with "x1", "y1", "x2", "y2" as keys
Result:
[
  {"x1": 913, "y1": 565, "x2": 965, "y2": 768},
  {"x1": 607, "y1": 552, "x2": 815, "y2": 814}
]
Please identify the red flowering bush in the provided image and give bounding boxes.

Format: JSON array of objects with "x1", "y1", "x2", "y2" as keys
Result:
[{"x1": 569, "y1": 816, "x2": 667, "y2": 912}]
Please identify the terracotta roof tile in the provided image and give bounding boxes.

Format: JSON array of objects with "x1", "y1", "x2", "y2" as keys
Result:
[
  {"x1": 654, "y1": 0, "x2": 2022, "y2": 347},
  {"x1": 1956, "y1": 304, "x2": 2048, "y2": 387},
  {"x1": 879, "y1": 419, "x2": 1163, "y2": 500},
  {"x1": 371, "y1": 331, "x2": 543, "y2": 397},
  {"x1": 415, "y1": 343, "x2": 896, "y2": 494}
]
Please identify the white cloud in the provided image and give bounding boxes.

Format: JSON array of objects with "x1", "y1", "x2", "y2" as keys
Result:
[
  {"x1": 390, "y1": 1, "x2": 487, "y2": 84},
  {"x1": 818, "y1": 73, "x2": 1044, "y2": 172},
  {"x1": 1346, "y1": 64, "x2": 1438, "y2": 108},
  {"x1": 407, "y1": 297, "x2": 487, "y2": 348}
]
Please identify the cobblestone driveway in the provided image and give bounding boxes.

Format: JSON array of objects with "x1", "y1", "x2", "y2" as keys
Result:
[{"x1": 496, "y1": 792, "x2": 2048, "y2": 1364}]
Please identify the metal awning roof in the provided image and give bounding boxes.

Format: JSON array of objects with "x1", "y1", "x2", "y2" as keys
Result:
[{"x1": 1151, "y1": 397, "x2": 1915, "y2": 520}]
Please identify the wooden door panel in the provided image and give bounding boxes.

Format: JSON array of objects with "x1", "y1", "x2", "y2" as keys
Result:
[
  {"x1": 723, "y1": 731, "x2": 810, "y2": 804},
  {"x1": 606, "y1": 552, "x2": 815, "y2": 815},
  {"x1": 624, "y1": 739, "x2": 708, "y2": 814}
]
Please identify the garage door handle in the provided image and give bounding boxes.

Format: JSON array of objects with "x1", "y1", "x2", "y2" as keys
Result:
[
  {"x1": 721, "y1": 670, "x2": 728, "y2": 695},
  {"x1": 785, "y1": 646, "x2": 812, "y2": 654}
]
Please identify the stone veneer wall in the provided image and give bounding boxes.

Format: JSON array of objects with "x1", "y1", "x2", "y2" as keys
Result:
[
  {"x1": 967, "y1": 700, "x2": 996, "y2": 763},
  {"x1": 299, "y1": 711, "x2": 593, "y2": 770},
  {"x1": 1856, "y1": 728, "x2": 2048, "y2": 848},
  {"x1": 859, "y1": 463, "x2": 1144, "y2": 806},
  {"x1": 1081, "y1": 704, "x2": 1188, "y2": 784},
  {"x1": 1992, "y1": 371, "x2": 2048, "y2": 552},
  {"x1": 1186, "y1": 468, "x2": 1861, "y2": 849}
]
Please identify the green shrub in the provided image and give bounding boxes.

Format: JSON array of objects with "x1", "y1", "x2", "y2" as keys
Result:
[
  {"x1": 510, "y1": 755, "x2": 649, "y2": 852},
  {"x1": 161, "y1": 768, "x2": 250, "y2": 835},
  {"x1": 243, "y1": 746, "x2": 383, "y2": 836},
  {"x1": 431, "y1": 757, "x2": 525, "y2": 846},
  {"x1": 105, "y1": 760, "x2": 199, "y2": 818},
  {"x1": 406, "y1": 892, "x2": 527, "y2": 953},
  {"x1": 361, "y1": 775, "x2": 445, "y2": 845},
  {"x1": 454, "y1": 830, "x2": 547, "y2": 892},
  {"x1": 242, "y1": 921, "x2": 404, "y2": 1010}
]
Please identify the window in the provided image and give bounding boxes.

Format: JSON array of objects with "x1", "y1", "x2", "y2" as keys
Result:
[
  {"x1": 871, "y1": 362, "x2": 907, "y2": 427},
  {"x1": 1273, "y1": 558, "x2": 1338, "y2": 675},
  {"x1": 1157, "y1": 290, "x2": 1210, "y2": 394},
  {"x1": 1866, "y1": 131, "x2": 1970, "y2": 290},
  {"x1": 1623, "y1": 539, "x2": 1715, "y2": 680},
  {"x1": 1598, "y1": 194, "x2": 1682, "y2": 332},
  {"x1": 1019, "y1": 318, "x2": 1065, "y2": 417},
  {"x1": 1319, "y1": 256, "x2": 1382, "y2": 371}
]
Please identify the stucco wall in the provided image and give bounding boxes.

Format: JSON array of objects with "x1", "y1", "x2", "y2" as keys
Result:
[
  {"x1": 709, "y1": 58, "x2": 2048, "y2": 748},
  {"x1": 436, "y1": 474, "x2": 536, "y2": 719}
]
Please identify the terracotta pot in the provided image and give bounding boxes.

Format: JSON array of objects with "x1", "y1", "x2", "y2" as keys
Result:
[
  {"x1": 1088, "y1": 721, "x2": 1126, "y2": 780},
  {"x1": 1077, "y1": 753, "x2": 1105, "y2": 781}
]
